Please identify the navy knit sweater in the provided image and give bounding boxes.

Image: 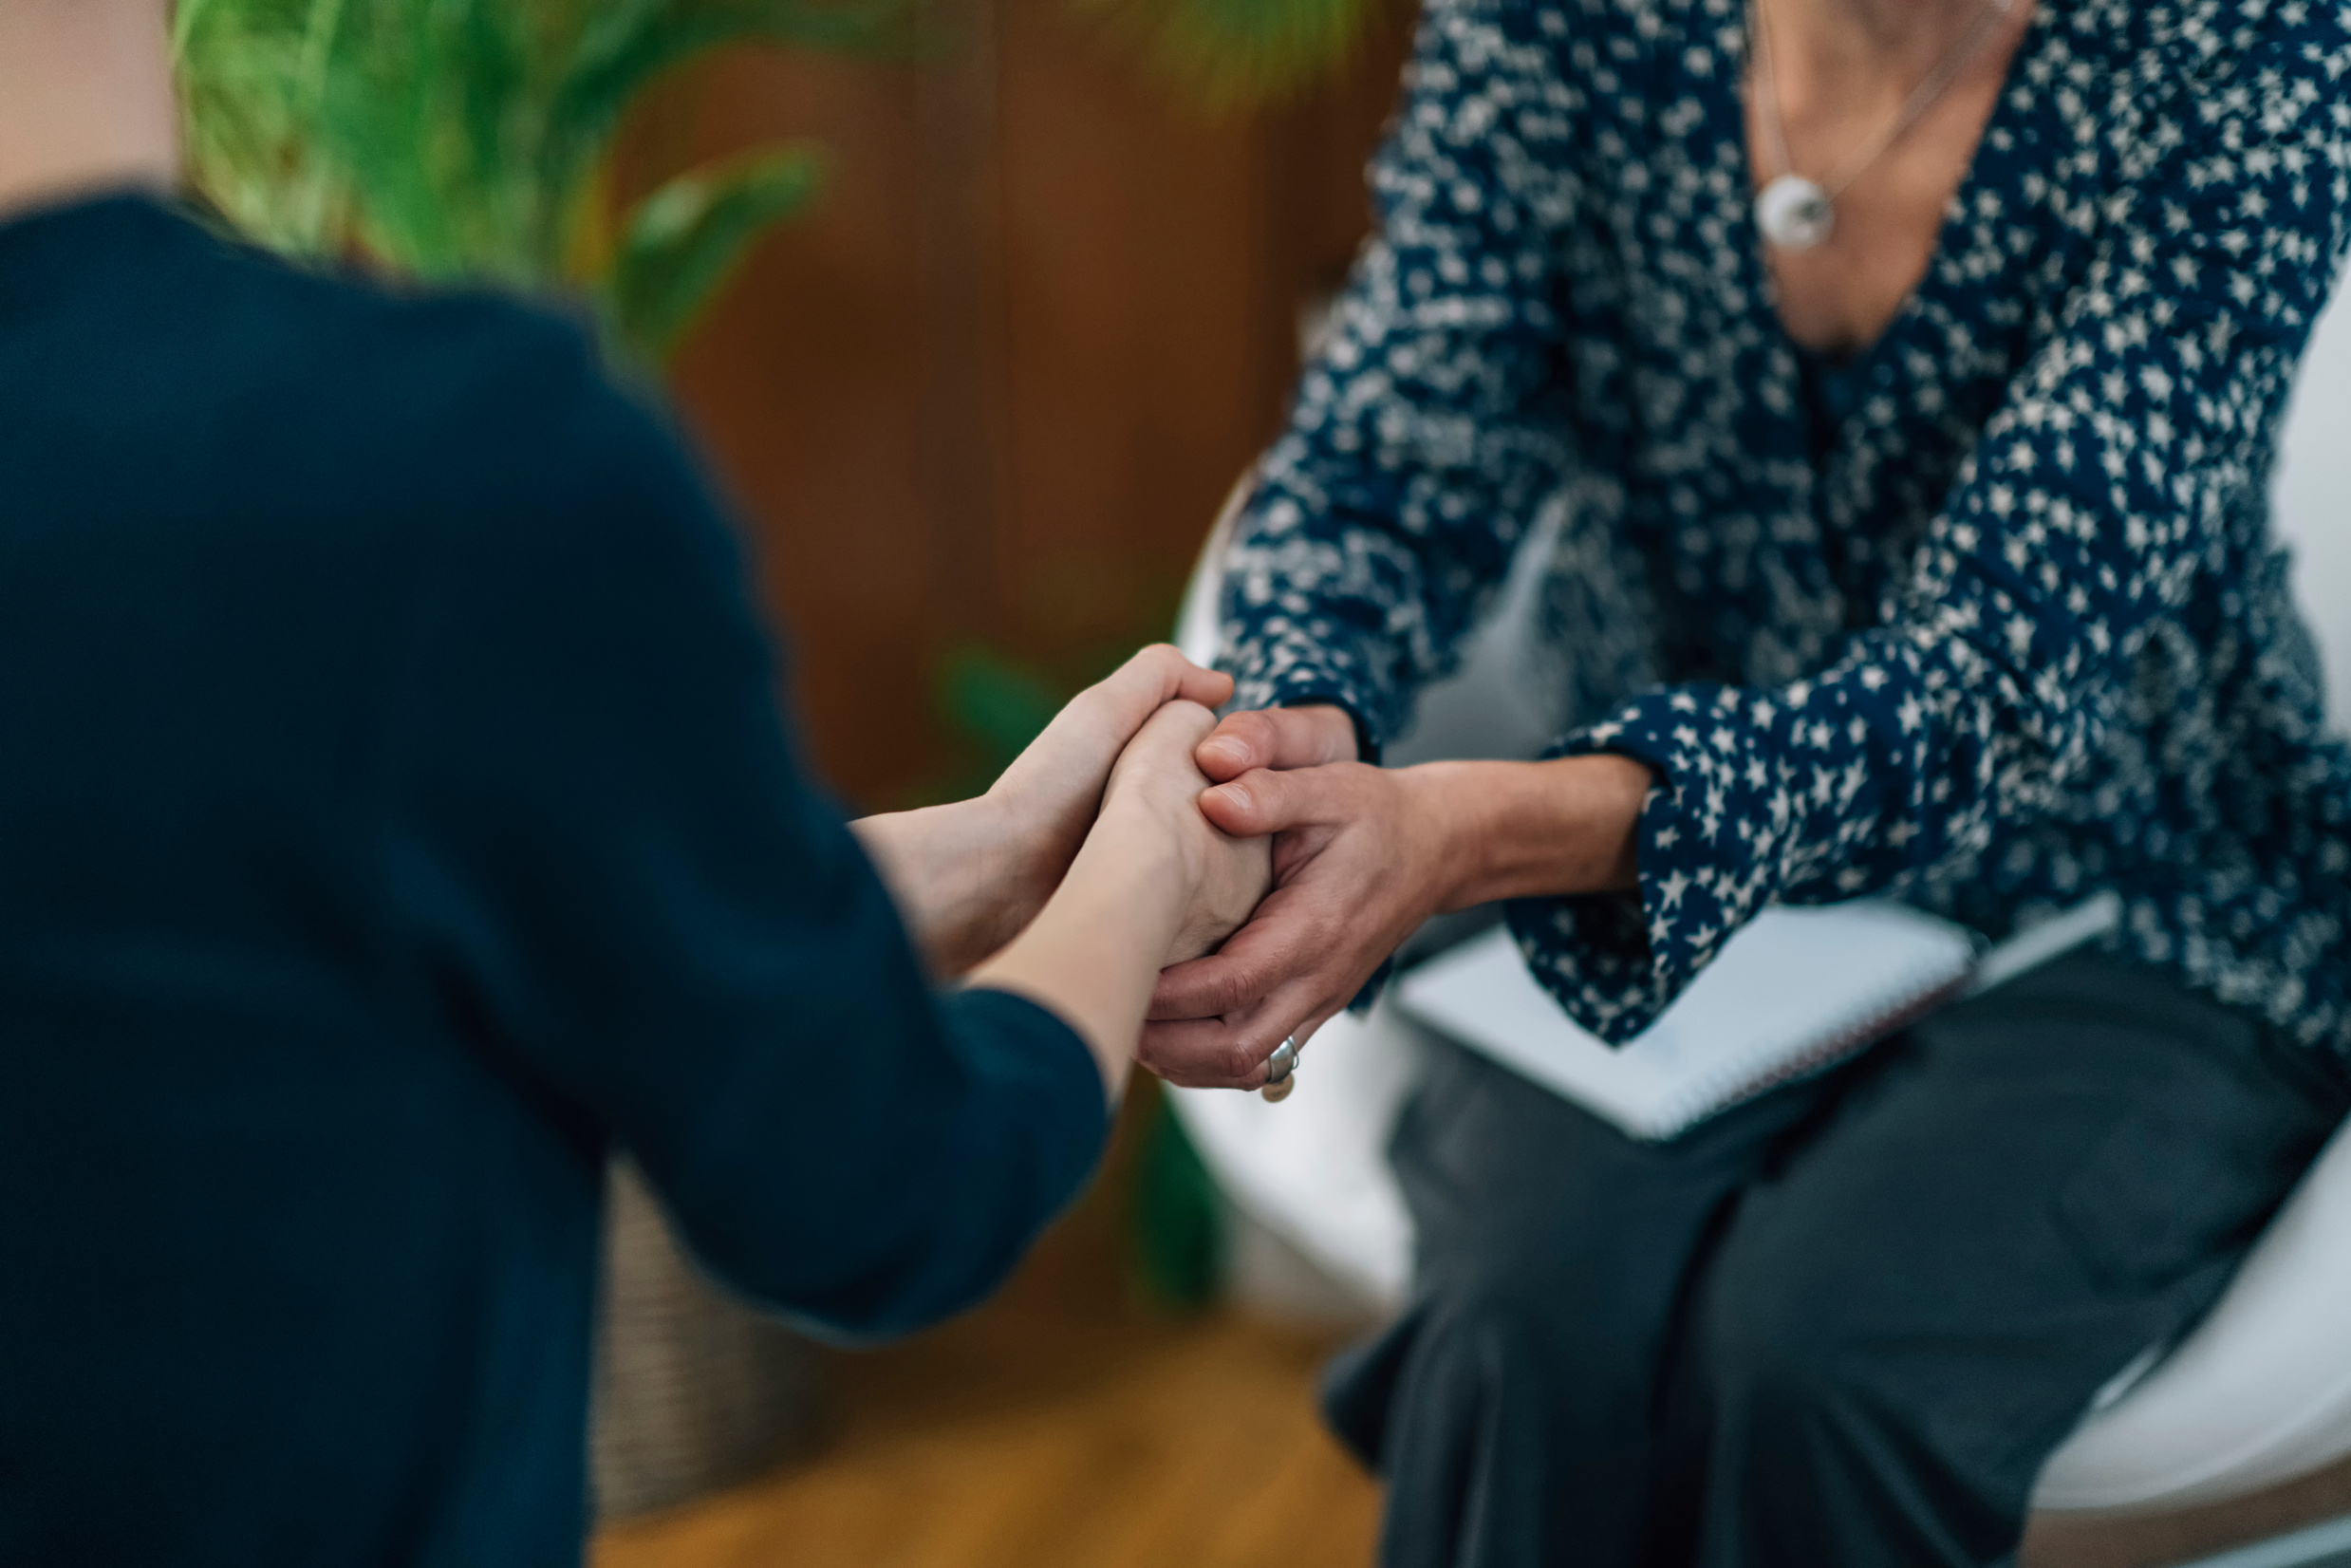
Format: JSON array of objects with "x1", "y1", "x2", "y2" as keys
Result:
[{"x1": 0, "y1": 195, "x2": 1105, "y2": 1566}]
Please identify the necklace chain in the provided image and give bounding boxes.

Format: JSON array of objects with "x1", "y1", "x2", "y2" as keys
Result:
[{"x1": 1750, "y1": 0, "x2": 2017, "y2": 204}]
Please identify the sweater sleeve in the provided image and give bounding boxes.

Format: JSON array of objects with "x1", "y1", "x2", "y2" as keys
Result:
[
  {"x1": 383, "y1": 315, "x2": 1106, "y2": 1339},
  {"x1": 1218, "y1": 0, "x2": 1584, "y2": 751},
  {"x1": 1510, "y1": 28, "x2": 2351, "y2": 1041}
]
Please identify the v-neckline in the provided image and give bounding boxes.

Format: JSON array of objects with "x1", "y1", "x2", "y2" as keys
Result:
[{"x1": 1726, "y1": 0, "x2": 2064, "y2": 432}]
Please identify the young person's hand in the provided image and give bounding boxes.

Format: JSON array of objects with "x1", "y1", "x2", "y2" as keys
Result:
[
  {"x1": 1097, "y1": 700, "x2": 1272, "y2": 965},
  {"x1": 853, "y1": 645, "x2": 1233, "y2": 975},
  {"x1": 970, "y1": 700, "x2": 1270, "y2": 1099}
]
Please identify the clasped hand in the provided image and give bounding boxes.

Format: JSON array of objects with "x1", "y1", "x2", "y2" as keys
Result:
[
  {"x1": 851, "y1": 645, "x2": 1271, "y2": 981},
  {"x1": 856, "y1": 653, "x2": 1649, "y2": 1093},
  {"x1": 1141, "y1": 705, "x2": 1445, "y2": 1090},
  {"x1": 1142, "y1": 705, "x2": 1653, "y2": 1092}
]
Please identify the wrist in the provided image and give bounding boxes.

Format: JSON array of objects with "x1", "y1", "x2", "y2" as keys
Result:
[
  {"x1": 977, "y1": 803, "x2": 1186, "y2": 1103},
  {"x1": 1080, "y1": 794, "x2": 1199, "y2": 920},
  {"x1": 1407, "y1": 753, "x2": 1651, "y2": 910},
  {"x1": 1288, "y1": 701, "x2": 1367, "y2": 763},
  {"x1": 854, "y1": 793, "x2": 1037, "y2": 977},
  {"x1": 1397, "y1": 761, "x2": 1503, "y2": 914},
  {"x1": 944, "y1": 791, "x2": 1023, "y2": 954},
  {"x1": 982, "y1": 768, "x2": 1090, "y2": 907}
]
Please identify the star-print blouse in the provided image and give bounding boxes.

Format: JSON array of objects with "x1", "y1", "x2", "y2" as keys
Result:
[{"x1": 1216, "y1": 0, "x2": 2351, "y2": 1056}]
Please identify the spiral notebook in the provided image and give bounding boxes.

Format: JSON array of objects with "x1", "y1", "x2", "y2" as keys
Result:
[{"x1": 1393, "y1": 896, "x2": 2120, "y2": 1141}]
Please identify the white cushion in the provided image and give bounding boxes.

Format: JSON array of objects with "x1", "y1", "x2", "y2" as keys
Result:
[
  {"x1": 2031, "y1": 1120, "x2": 2351, "y2": 1513},
  {"x1": 1167, "y1": 1002, "x2": 1426, "y2": 1313},
  {"x1": 2273, "y1": 270, "x2": 2351, "y2": 736}
]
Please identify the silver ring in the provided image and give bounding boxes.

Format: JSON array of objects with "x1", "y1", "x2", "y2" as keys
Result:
[{"x1": 1263, "y1": 1036, "x2": 1299, "y2": 1085}]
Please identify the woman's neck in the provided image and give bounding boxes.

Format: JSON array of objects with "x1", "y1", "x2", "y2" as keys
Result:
[
  {"x1": 0, "y1": 0, "x2": 177, "y2": 225},
  {"x1": 1763, "y1": 0, "x2": 2009, "y2": 104}
]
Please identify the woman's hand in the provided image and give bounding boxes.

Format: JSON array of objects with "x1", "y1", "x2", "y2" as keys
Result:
[
  {"x1": 853, "y1": 645, "x2": 1233, "y2": 975},
  {"x1": 1138, "y1": 760, "x2": 1455, "y2": 1089},
  {"x1": 970, "y1": 700, "x2": 1271, "y2": 1099},
  {"x1": 1192, "y1": 701, "x2": 1360, "y2": 776},
  {"x1": 1139, "y1": 708, "x2": 1652, "y2": 1090}
]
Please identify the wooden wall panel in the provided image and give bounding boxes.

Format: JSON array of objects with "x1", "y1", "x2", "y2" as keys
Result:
[
  {"x1": 652, "y1": 3, "x2": 1418, "y2": 807},
  {"x1": 654, "y1": 49, "x2": 942, "y2": 803}
]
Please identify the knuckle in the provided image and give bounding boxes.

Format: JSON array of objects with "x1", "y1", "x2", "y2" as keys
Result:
[
  {"x1": 1211, "y1": 971, "x2": 1255, "y2": 1015},
  {"x1": 1145, "y1": 1027, "x2": 1225, "y2": 1088},
  {"x1": 1223, "y1": 1038, "x2": 1262, "y2": 1084}
]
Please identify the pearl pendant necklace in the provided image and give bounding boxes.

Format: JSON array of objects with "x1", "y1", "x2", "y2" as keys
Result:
[
  {"x1": 1747, "y1": 0, "x2": 2016, "y2": 252},
  {"x1": 1755, "y1": 175, "x2": 1837, "y2": 250}
]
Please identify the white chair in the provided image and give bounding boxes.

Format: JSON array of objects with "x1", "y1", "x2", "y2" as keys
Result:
[{"x1": 1168, "y1": 278, "x2": 2351, "y2": 1563}]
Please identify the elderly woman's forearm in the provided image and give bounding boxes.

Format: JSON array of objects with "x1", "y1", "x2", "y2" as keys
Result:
[{"x1": 1415, "y1": 755, "x2": 1652, "y2": 909}]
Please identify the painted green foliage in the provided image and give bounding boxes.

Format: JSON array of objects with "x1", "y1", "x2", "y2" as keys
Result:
[{"x1": 172, "y1": 0, "x2": 898, "y2": 364}]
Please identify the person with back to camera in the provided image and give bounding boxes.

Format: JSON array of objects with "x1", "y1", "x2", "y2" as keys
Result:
[
  {"x1": 1140, "y1": 0, "x2": 2351, "y2": 1560},
  {"x1": 0, "y1": 2, "x2": 1274, "y2": 1562}
]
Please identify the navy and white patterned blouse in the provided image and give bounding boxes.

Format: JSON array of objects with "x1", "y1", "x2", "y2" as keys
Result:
[{"x1": 1217, "y1": 0, "x2": 2351, "y2": 1057}]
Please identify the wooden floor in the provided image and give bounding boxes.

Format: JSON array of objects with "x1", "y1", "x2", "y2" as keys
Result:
[
  {"x1": 593, "y1": 1097, "x2": 1385, "y2": 1568},
  {"x1": 590, "y1": 1088, "x2": 2351, "y2": 1568}
]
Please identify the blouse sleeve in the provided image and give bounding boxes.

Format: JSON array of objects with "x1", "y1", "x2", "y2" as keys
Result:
[
  {"x1": 1218, "y1": 0, "x2": 1583, "y2": 751},
  {"x1": 1512, "y1": 29, "x2": 2351, "y2": 1041}
]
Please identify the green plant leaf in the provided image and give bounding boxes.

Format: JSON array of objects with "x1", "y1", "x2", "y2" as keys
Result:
[
  {"x1": 172, "y1": 0, "x2": 230, "y2": 58},
  {"x1": 176, "y1": 0, "x2": 893, "y2": 318},
  {"x1": 1130, "y1": 1088, "x2": 1226, "y2": 1312},
  {"x1": 1076, "y1": 0, "x2": 1383, "y2": 111},
  {"x1": 544, "y1": 0, "x2": 913, "y2": 214},
  {"x1": 607, "y1": 143, "x2": 827, "y2": 363},
  {"x1": 939, "y1": 646, "x2": 1069, "y2": 772}
]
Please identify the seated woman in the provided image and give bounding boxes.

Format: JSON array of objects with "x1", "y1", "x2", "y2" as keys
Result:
[
  {"x1": 0, "y1": 3, "x2": 1265, "y2": 1562},
  {"x1": 1141, "y1": 0, "x2": 2351, "y2": 1561}
]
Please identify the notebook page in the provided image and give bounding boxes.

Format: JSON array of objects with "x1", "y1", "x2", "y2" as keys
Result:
[{"x1": 1394, "y1": 903, "x2": 1978, "y2": 1140}]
